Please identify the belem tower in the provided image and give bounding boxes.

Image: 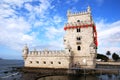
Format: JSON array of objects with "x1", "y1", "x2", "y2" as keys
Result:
[{"x1": 22, "y1": 6, "x2": 98, "y2": 69}]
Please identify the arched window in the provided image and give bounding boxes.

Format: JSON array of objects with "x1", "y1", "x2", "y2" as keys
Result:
[
  {"x1": 51, "y1": 61, "x2": 53, "y2": 64},
  {"x1": 64, "y1": 39, "x2": 66, "y2": 42},
  {"x1": 36, "y1": 61, "x2": 39, "y2": 64},
  {"x1": 58, "y1": 62, "x2": 61, "y2": 64},
  {"x1": 69, "y1": 49, "x2": 70, "y2": 52},
  {"x1": 29, "y1": 61, "x2": 32, "y2": 64},
  {"x1": 77, "y1": 46, "x2": 81, "y2": 51},
  {"x1": 43, "y1": 61, "x2": 46, "y2": 64},
  {"x1": 77, "y1": 20, "x2": 80, "y2": 22},
  {"x1": 77, "y1": 37, "x2": 81, "y2": 40},
  {"x1": 77, "y1": 28, "x2": 80, "y2": 32}
]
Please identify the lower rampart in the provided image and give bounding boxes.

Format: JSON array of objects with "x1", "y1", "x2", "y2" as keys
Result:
[{"x1": 20, "y1": 62, "x2": 120, "y2": 80}]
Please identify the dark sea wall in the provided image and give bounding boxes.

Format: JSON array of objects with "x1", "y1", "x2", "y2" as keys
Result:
[
  {"x1": 20, "y1": 66, "x2": 120, "y2": 80},
  {"x1": 18, "y1": 62, "x2": 120, "y2": 80},
  {"x1": 21, "y1": 65, "x2": 120, "y2": 75},
  {"x1": 96, "y1": 63, "x2": 120, "y2": 69},
  {"x1": 21, "y1": 67, "x2": 70, "y2": 80},
  {"x1": 22, "y1": 67, "x2": 70, "y2": 75}
]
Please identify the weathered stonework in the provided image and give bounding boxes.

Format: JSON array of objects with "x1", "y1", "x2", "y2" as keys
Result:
[{"x1": 22, "y1": 6, "x2": 97, "y2": 69}]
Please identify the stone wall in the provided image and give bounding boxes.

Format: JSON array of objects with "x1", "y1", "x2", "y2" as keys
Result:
[
  {"x1": 24, "y1": 50, "x2": 71, "y2": 69},
  {"x1": 63, "y1": 7, "x2": 96, "y2": 68}
]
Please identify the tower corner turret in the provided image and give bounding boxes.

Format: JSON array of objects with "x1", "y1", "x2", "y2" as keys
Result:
[
  {"x1": 87, "y1": 6, "x2": 91, "y2": 13},
  {"x1": 67, "y1": 9, "x2": 71, "y2": 17},
  {"x1": 22, "y1": 44, "x2": 29, "y2": 60}
]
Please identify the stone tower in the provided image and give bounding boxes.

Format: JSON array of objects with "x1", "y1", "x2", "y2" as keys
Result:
[{"x1": 64, "y1": 6, "x2": 97, "y2": 69}]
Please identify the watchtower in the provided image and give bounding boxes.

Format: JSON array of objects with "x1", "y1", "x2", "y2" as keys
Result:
[{"x1": 64, "y1": 6, "x2": 98, "y2": 68}]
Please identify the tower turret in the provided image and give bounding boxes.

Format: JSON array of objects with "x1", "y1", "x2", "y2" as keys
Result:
[
  {"x1": 67, "y1": 10, "x2": 71, "y2": 17},
  {"x1": 22, "y1": 44, "x2": 29, "y2": 60},
  {"x1": 87, "y1": 6, "x2": 91, "y2": 13}
]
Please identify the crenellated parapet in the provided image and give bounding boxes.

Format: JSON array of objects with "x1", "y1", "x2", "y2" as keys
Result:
[
  {"x1": 27, "y1": 50, "x2": 71, "y2": 57},
  {"x1": 65, "y1": 21, "x2": 94, "y2": 27},
  {"x1": 67, "y1": 10, "x2": 88, "y2": 17},
  {"x1": 67, "y1": 6, "x2": 91, "y2": 17},
  {"x1": 64, "y1": 21, "x2": 94, "y2": 31},
  {"x1": 64, "y1": 20, "x2": 98, "y2": 48}
]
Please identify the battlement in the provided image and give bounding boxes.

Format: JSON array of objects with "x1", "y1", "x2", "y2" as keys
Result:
[
  {"x1": 27, "y1": 50, "x2": 70, "y2": 57},
  {"x1": 67, "y1": 10, "x2": 88, "y2": 17},
  {"x1": 67, "y1": 6, "x2": 91, "y2": 17},
  {"x1": 65, "y1": 21, "x2": 94, "y2": 27},
  {"x1": 64, "y1": 21, "x2": 95, "y2": 31}
]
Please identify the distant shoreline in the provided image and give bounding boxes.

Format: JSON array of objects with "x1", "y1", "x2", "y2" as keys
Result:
[{"x1": 0, "y1": 58, "x2": 3, "y2": 60}]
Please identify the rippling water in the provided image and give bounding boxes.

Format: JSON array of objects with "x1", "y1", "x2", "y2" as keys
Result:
[
  {"x1": 38, "y1": 74, "x2": 120, "y2": 80},
  {"x1": 1, "y1": 60, "x2": 120, "y2": 80},
  {"x1": 0, "y1": 59, "x2": 23, "y2": 80}
]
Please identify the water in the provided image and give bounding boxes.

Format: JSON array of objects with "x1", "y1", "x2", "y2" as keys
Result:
[
  {"x1": 38, "y1": 74, "x2": 120, "y2": 80},
  {"x1": 0, "y1": 60, "x2": 120, "y2": 80},
  {"x1": 0, "y1": 59, "x2": 23, "y2": 80},
  {"x1": 0, "y1": 59, "x2": 23, "y2": 71}
]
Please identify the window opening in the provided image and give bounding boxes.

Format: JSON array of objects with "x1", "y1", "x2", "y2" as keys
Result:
[
  {"x1": 77, "y1": 28, "x2": 80, "y2": 32},
  {"x1": 77, "y1": 20, "x2": 80, "y2": 22},
  {"x1": 58, "y1": 62, "x2": 61, "y2": 64},
  {"x1": 78, "y1": 46, "x2": 81, "y2": 50},
  {"x1": 51, "y1": 61, "x2": 53, "y2": 64},
  {"x1": 30, "y1": 61, "x2": 32, "y2": 64},
  {"x1": 43, "y1": 61, "x2": 46, "y2": 64},
  {"x1": 36, "y1": 61, "x2": 39, "y2": 64}
]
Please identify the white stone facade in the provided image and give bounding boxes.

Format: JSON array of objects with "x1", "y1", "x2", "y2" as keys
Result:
[{"x1": 22, "y1": 6, "x2": 97, "y2": 69}]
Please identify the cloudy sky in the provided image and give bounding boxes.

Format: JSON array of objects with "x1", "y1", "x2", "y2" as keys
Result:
[{"x1": 0, "y1": 0, "x2": 120, "y2": 59}]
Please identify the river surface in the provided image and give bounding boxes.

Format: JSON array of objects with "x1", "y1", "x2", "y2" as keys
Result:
[
  {"x1": 0, "y1": 59, "x2": 23, "y2": 80},
  {"x1": 1, "y1": 59, "x2": 120, "y2": 80},
  {"x1": 38, "y1": 74, "x2": 120, "y2": 80}
]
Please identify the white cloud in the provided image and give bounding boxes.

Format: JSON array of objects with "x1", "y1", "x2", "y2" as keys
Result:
[
  {"x1": 53, "y1": 15, "x2": 63, "y2": 23},
  {"x1": 0, "y1": 4, "x2": 15, "y2": 18},
  {"x1": 0, "y1": 0, "x2": 68, "y2": 52},
  {"x1": 96, "y1": 20, "x2": 120, "y2": 53},
  {"x1": 45, "y1": 26, "x2": 64, "y2": 39},
  {"x1": 38, "y1": 24, "x2": 65, "y2": 50},
  {"x1": 0, "y1": 0, "x2": 52, "y2": 51},
  {"x1": 49, "y1": 38, "x2": 64, "y2": 50},
  {"x1": 28, "y1": 0, "x2": 51, "y2": 18},
  {"x1": 104, "y1": 47, "x2": 120, "y2": 54},
  {"x1": 24, "y1": 0, "x2": 52, "y2": 24},
  {"x1": 1, "y1": 0, "x2": 32, "y2": 8},
  {"x1": 24, "y1": 3, "x2": 33, "y2": 12},
  {"x1": 97, "y1": 20, "x2": 120, "y2": 42},
  {"x1": 0, "y1": 17, "x2": 35, "y2": 50}
]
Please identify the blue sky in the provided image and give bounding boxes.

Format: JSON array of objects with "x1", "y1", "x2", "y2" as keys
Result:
[{"x1": 0, "y1": 0, "x2": 120, "y2": 59}]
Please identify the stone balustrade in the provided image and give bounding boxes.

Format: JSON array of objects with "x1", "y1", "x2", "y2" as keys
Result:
[
  {"x1": 65, "y1": 21, "x2": 94, "y2": 27},
  {"x1": 27, "y1": 50, "x2": 71, "y2": 57},
  {"x1": 67, "y1": 10, "x2": 90, "y2": 17}
]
